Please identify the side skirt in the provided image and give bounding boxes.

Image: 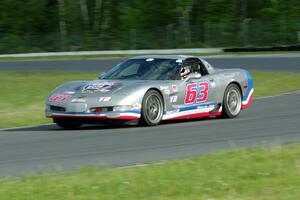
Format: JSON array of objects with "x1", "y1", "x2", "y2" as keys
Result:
[{"x1": 162, "y1": 105, "x2": 222, "y2": 120}]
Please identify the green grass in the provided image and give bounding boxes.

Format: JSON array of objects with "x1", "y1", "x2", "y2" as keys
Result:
[
  {"x1": 0, "y1": 72, "x2": 96, "y2": 128},
  {"x1": 0, "y1": 51, "x2": 299, "y2": 61},
  {"x1": 252, "y1": 71, "x2": 300, "y2": 97},
  {"x1": 1, "y1": 143, "x2": 300, "y2": 199},
  {"x1": 1, "y1": 70, "x2": 300, "y2": 128}
]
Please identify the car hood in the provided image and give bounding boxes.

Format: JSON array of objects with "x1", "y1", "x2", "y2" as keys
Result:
[
  {"x1": 53, "y1": 79, "x2": 153, "y2": 97},
  {"x1": 47, "y1": 79, "x2": 160, "y2": 107}
]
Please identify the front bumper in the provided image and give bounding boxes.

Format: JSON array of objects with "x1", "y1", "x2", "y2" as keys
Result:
[{"x1": 46, "y1": 110, "x2": 141, "y2": 120}]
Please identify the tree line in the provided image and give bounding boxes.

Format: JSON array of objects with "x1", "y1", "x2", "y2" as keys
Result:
[{"x1": 0, "y1": 0, "x2": 299, "y2": 53}]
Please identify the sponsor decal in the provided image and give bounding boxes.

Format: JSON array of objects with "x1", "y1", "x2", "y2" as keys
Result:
[
  {"x1": 71, "y1": 96, "x2": 86, "y2": 103},
  {"x1": 166, "y1": 109, "x2": 180, "y2": 114},
  {"x1": 160, "y1": 86, "x2": 169, "y2": 90},
  {"x1": 82, "y1": 82, "x2": 121, "y2": 93},
  {"x1": 170, "y1": 96, "x2": 178, "y2": 103},
  {"x1": 99, "y1": 97, "x2": 111, "y2": 102},
  {"x1": 163, "y1": 89, "x2": 170, "y2": 95},
  {"x1": 172, "y1": 85, "x2": 178, "y2": 92},
  {"x1": 160, "y1": 86, "x2": 170, "y2": 94},
  {"x1": 49, "y1": 94, "x2": 72, "y2": 103},
  {"x1": 197, "y1": 104, "x2": 212, "y2": 109}
]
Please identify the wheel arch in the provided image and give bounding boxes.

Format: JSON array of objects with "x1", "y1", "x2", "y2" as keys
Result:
[
  {"x1": 228, "y1": 81, "x2": 243, "y2": 100},
  {"x1": 140, "y1": 88, "x2": 165, "y2": 126},
  {"x1": 221, "y1": 81, "x2": 243, "y2": 118},
  {"x1": 146, "y1": 87, "x2": 165, "y2": 111}
]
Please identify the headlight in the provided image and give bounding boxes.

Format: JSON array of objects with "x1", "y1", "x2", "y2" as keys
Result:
[
  {"x1": 89, "y1": 107, "x2": 113, "y2": 113},
  {"x1": 64, "y1": 91, "x2": 76, "y2": 95}
]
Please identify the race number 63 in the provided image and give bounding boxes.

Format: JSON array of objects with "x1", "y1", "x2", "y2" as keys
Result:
[{"x1": 184, "y1": 81, "x2": 209, "y2": 104}]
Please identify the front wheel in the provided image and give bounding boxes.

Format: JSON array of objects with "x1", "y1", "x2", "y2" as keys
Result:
[
  {"x1": 221, "y1": 83, "x2": 242, "y2": 118},
  {"x1": 54, "y1": 118, "x2": 82, "y2": 130},
  {"x1": 139, "y1": 90, "x2": 164, "y2": 126}
]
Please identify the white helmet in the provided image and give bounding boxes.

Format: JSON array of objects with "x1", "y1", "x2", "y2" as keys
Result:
[{"x1": 180, "y1": 66, "x2": 191, "y2": 80}]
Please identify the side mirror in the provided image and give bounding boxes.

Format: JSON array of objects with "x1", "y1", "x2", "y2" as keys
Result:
[
  {"x1": 184, "y1": 73, "x2": 201, "y2": 82},
  {"x1": 98, "y1": 72, "x2": 106, "y2": 79}
]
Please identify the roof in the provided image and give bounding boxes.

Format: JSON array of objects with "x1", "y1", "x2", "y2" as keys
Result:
[
  {"x1": 129, "y1": 55, "x2": 194, "y2": 60},
  {"x1": 124, "y1": 54, "x2": 215, "y2": 74}
]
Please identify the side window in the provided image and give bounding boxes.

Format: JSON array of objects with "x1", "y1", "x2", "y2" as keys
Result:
[
  {"x1": 180, "y1": 58, "x2": 211, "y2": 80},
  {"x1": 183, "y1": 58, "x2": 202, "y2": 74},
  {"x1": 198, "y1": 60, "x2": 209, "y2": 76}
]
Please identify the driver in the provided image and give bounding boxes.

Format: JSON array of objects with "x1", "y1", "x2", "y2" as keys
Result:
[
  {"x1": 180, "y1": 66, "x2": 191, "y2": 80},
  {"x1": 180, "y1": 61, "x2": 203, "y2": 80}
]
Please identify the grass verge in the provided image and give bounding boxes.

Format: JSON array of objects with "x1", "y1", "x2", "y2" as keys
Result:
[
  {"x1": 0, "y1": 72, "x2": 96, "y2": 128},
  {"x1": 1, "y1": 143, "x2": 300, "y2": 199},
  {"x1": 1, "y1": 70, "x2": 300, "y2": 128}
]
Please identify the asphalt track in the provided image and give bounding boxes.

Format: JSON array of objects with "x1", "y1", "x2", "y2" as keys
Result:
[
  {"x1": 0, "y1": 92, "x2": 300, "y2": 177},
  {"x1": 0, "y1": 54, "x2": 300, "y2": 72},
  {"x1": 0, "y1": 54, "x2": 299, "y2": 177}
]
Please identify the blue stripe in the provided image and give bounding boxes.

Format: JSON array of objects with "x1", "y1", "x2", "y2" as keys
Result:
[
  {"x1": 242, "y1": 70, "x2": 253, "y2": 101},
  {"x1": 163, "y1": 102, "x2": 217, "y2": 115},
  {"x1": 179, "y1": 102, "x2": 217, "y2": 112}
]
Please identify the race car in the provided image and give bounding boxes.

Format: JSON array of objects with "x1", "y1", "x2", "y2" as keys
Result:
[{"x1": 45, "y1": 55, "x2": 254, "y2": 129}]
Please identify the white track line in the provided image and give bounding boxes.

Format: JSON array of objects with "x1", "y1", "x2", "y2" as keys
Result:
[
  {"x1": 254, "y1": 90, "x2": 300, "y2": 100},
  {"x1": 118, "y1": 160, "x2": 168, "y2": 170}
]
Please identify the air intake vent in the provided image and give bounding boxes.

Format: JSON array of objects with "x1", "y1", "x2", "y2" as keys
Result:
[{"x1": 50, "y1": 106, "x2": 66, "y2": 112}]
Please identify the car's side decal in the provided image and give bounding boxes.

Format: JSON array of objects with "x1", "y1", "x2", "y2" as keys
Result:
[
  {"x1": 49, "y1": 94, "x2": 72, "y2": 103},
  {"x1": 242, "y1": 70, "x2": 254, "y2": 109},
  {"x1": 242, "y1": 88, "x2": 254, "y2": 109},
  {"x1": 162, "y1": 102, "x2": 221, "y2": 120},
  {"x1": 184, "y1": 81, "x2": 209, "y2": 105}
]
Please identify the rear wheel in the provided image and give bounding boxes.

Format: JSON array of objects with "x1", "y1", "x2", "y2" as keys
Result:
[
  {"x1": 221, "y1": 83, "x2": 242, "y2": 118},
  {"x1": 140, "y1": 90, "x2": 164, "y2": 126},
  {"x1": 54, "y1": 119, "x2": 82, "y2": 130}
]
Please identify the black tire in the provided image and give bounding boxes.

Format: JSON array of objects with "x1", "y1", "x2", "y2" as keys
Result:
[
  {"x1": 54, "y1": 118, "x2": 82, "y2": 130},
  {"x1": 139, "y1": 90, "x2": 164, "y2": 126},
  {"x1": 221, "y1": 83, "x2": 242, "y2": 118}
]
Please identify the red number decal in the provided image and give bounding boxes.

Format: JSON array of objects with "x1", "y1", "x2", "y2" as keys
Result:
[
  {"x1": 49, "y1": 95, "x2": 71, "y2": 102},
  {"x1": 184, "y1": 83, "x2": 197, "y2": 104},
  {"x1": 196, "y1": 82, "x2": 209, "y2": 103},
  {"x1": 184, "y1": 82, "x2": 209, "y2": 104}
]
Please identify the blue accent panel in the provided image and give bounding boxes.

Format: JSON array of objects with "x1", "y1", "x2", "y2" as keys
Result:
[
  {"x1": 164, "y1": 102, "x2": 217, "y2": 115},
  {"x1": 179, "y1": 102, "x2": 217, "y2": 112},
  {"x1": 242, "y1": 70, "x2": 254, "y2": 101}
]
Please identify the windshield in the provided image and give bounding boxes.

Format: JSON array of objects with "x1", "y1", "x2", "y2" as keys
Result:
[{"x1": 102, "y1": 58, "x2": 182, "y2": 80}]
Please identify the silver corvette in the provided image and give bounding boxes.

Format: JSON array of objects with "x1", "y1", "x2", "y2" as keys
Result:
[{"x1": 45, "y1": 55, "x2": 254, "y2": 129}]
